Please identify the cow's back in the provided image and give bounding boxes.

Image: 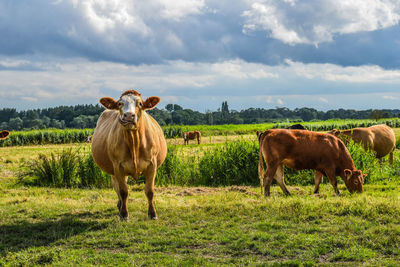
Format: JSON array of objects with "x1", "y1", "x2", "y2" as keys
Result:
[
  {"x1": 368, "y1": 124, "x2": 396, "y2": 157},
  {"x1": 262, "y1": 129, "x2": 350, "y2": 171}
]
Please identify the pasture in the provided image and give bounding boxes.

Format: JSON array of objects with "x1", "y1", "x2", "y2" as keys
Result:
[{"x1": 1, "y1": 122, "x2": 400, "y2": 266}]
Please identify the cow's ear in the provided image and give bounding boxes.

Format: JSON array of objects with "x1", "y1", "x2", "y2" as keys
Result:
[
  {"x1": 256, "y1": 131, "x2": 260, "y2": 138},
  {"x1": 100, "y1": 97, "x2": 119, "y2": 110},
  {"x1": 0, "y1": 130, "x2": 10, "y2": 139},
  {"x1": 330, "y1": 129, "x2": 339, "y2": 136},
  {"x1": 143, "y1": 96, "x2": 160, "y2": 110},
  {"x1": 344, "y1": 169, "x2": 352, "y2": 179}
]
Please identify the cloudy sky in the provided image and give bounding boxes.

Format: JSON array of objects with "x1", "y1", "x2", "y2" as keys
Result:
[{"x1": 1, "y1": 0, "x2": 400, "y2": 111}]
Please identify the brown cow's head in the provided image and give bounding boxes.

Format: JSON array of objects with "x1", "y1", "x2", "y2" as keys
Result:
[
  {"x1": 0, "y1": 130, "x2": 10, "y2": 140},
  {"x1": 329, "y1": 129, "x2": 341, "y2": 137},
  {"x1": 100, "y1": 90, "x2": 160, "y2": 130},
  {"x1": 344, "y1": 169, "x2": 366, "y2": 193}
]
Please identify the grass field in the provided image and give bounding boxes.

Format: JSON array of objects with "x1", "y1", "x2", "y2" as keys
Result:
[
  {"x1": 1, "y1": 129, "x2": 400, "y2": 266},
  {"x1": 0, "y1": 183, "x2": 399, "y2": 266}
]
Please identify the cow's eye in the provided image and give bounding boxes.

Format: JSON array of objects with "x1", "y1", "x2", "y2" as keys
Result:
[
  {"x1": 138, "y1": 102, "x2": 143, "y2": 108},
  {"x1": 354, "y1": 180, "x2": 359, "y2": 185},
  {"x1": 117, "y1": 102, "x2": 123, "y2": 107}
]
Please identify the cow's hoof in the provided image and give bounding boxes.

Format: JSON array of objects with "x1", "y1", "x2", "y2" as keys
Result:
[
  {"x1": 148, "y1": 211, "x2": 158, "y2": 220},
  {"x1": 119, "y1": 210, "x2": 128, "y2": 221},
  {"x1": 119, "y1": 214, "x2": 128, "y2": 221}
]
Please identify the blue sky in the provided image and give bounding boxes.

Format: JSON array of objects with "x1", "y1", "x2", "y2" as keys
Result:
[{"x1": 1, "y1": 0, "x2": 400, "y2": 111}]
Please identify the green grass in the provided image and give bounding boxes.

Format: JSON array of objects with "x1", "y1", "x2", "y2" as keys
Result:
[
  {"x1": 1, "y1": 124, "x2": 400, "y2": 265},
  {"x1": 0, "y1": 184, "x2": 399, "y2": 266}
]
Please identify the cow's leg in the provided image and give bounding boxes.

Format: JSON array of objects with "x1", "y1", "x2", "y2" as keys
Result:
[
  {"x1": 111, "y1": 176, "x2": 121, "y2": 211},
  {"x1": 314, "y1": 171, "x2": 323, "y2": 194},
  {"x1": 274, "y1": 164, "x2": 290, "y2": 195},
  {"x1": 263, "y1": 162, "x2": 278, "y2": 197},
  {"x1": 144, "y1": 162, "x2": 158, "y2": 219},
  {"x1": 112, "y1": 170, "x2": 129, "y2": 220},
  {"x1": 325, "y1": 170, "x2": 340, "y2": 195},
  {"x1": 389, "y1": 150, "x2": 394, "y2": 164}
]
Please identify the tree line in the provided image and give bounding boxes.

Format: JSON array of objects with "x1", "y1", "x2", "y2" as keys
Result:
[{"x1": 0, "y1": 102, "x2": 399, "y2": 131}]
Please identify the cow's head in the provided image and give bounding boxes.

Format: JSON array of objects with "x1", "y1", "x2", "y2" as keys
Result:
[
  {"x1": 0, "y1": 130, "x2": 10, "y2": 140},
  {"x1": 100, "y1": 90, "x2": 160, "y2": 130},
  {"x1": 344, "y1": 169, "x2": 366, "y2": 193},
  {"x1": 329, "y1": 129, "x2": 341, "y2": 137}
]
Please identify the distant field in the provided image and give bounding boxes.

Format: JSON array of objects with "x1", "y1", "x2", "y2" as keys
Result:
[{"x1": 2, "y1": 118, "x2": 400, "y2": 147}]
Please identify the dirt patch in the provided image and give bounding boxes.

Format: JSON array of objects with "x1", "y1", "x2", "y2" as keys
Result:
[
  {"x1": 289, "y1": 186, "x2": 308, "y2": 195},
  {"x1": 226, "y1": 186, "x2": 258, "y2": 196},
  {"x1": 175, "y1": 187, "x2": 219, "y2": 196},
  {"x1": 156, "y1": 186, "x2": 261, "y2": 196}
]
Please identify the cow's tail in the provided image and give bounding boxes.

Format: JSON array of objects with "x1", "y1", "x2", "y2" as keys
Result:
[
  {"x1": 258, "y1": 144, "x2": 264, "y2": 195},
  {"x1": 257, "y1": 130, "x2": 270, "y2": 195}
]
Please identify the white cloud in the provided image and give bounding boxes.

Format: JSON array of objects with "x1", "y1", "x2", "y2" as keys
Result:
[
  {"x1": 318, "y1": 97, "x2": 329, "y2": 103},
  {"x1": 382, "y1": 95, "x2": 398, "y2": 100},
  {"x1": 285, "y1": 59, "x2": 400, "y2": 83},
  {"x1": 243, "y1": 0, "x2": 400, "y2": 45},
  {"x1": 158, "y1": 0, "x2": 205, "y2": 21},
  {"x1": 2, "y1": 57, "x2": 400, "y2": 110}
]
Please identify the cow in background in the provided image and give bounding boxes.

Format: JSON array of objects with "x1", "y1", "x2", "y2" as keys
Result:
[
  {"x1": 287, "y1": 124, "x2": 307, "y2": 130},
  {"x1": 330, "y1": 124, "x2": 396, "y2": 163},
  {"x1": 91, "y1": 90, "x2": 167, "y2": 220},
  {"x1": 257, "y1": 129, "x2": 366, "y2": 196},
  {"x1": 183, "y1": 131, "x2": 201, "y2": 145},
  {"x1": 0, "y1": 130, "x2": 10, "y2": 140}
]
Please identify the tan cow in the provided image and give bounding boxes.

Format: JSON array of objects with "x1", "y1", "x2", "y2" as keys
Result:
[
  {"x1": 91, "y1": 90, "x2": 167, "y2": 220},
  {"x1": 183, "y1": 131, "x2": 201, "y2": 145},
  {"x1": 0, "y1": 130, "x2": 10, "y2": 140},
  {"x1": 330, "y1": 124, "x2": 396, "y2": 163},
  {"x1": 257, "y1": 129, "x2": 366, "y2": 196}
]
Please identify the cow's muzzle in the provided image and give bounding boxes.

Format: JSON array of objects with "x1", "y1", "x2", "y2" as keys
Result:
[{"x1": 119, "y1": 116, "x2": 136, "y2": 129}]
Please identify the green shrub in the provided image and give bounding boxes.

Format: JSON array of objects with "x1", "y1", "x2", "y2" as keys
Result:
[
  {"x1": 23, "y1": 148, "x2": 110, "y2": 188},
  {"x1": 198, "y1": 141, "x2": 259, "y2": 186}
]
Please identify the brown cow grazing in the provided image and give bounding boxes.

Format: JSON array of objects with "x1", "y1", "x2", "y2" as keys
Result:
[
  {"x1": 287, "y1": 124, "x2": 307, "y2": 130},
  {"x1": 0, "y1": 130, "x2": 10, "y2": 140},
  {"x1": 257, "y1": 129, "x2": 366, "y2": 196},
  {"x1": 330, "y1": 124, "x2": 396, "y2": 164},
  {"x1": 183, "y1": 131, "x2": 201, "y2": 145},
  {"x1": 91, "y1": 90, "x2": 167, "y2": 220}
]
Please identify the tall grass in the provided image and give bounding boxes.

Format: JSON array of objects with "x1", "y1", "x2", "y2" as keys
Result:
[
  {"x1": 22, "y1": 147, "x2": 110, "y2": 188},
  {"x1": 21, "y1": 138, "x2": 399, "y2": 188}
]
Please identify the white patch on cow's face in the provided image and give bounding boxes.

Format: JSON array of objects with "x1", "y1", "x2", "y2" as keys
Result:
[{"x1": 118, "y1": 94, "x2": 142, "y2": 128}]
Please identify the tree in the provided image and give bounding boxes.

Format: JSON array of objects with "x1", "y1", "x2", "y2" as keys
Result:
[
  {"x1": 165, "y1": 104, "x2": 174, "y2": 112},
  {"x1": 221, "y1": 101, "x2": 229, "y2": 114},
  {"x1": 371, "y1": 110, "x2": 384, "y2": 121},
  {"x1": 173, "y1": 104, "x2": 183, "y2": 111},
  {"x1": 8, "y1": 117, "x2": 23, "y2": 130}
]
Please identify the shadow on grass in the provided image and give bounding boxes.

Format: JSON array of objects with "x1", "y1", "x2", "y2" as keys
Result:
[{"x1": 0, "y1": 209, "x2": 113, "y2": 256}]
